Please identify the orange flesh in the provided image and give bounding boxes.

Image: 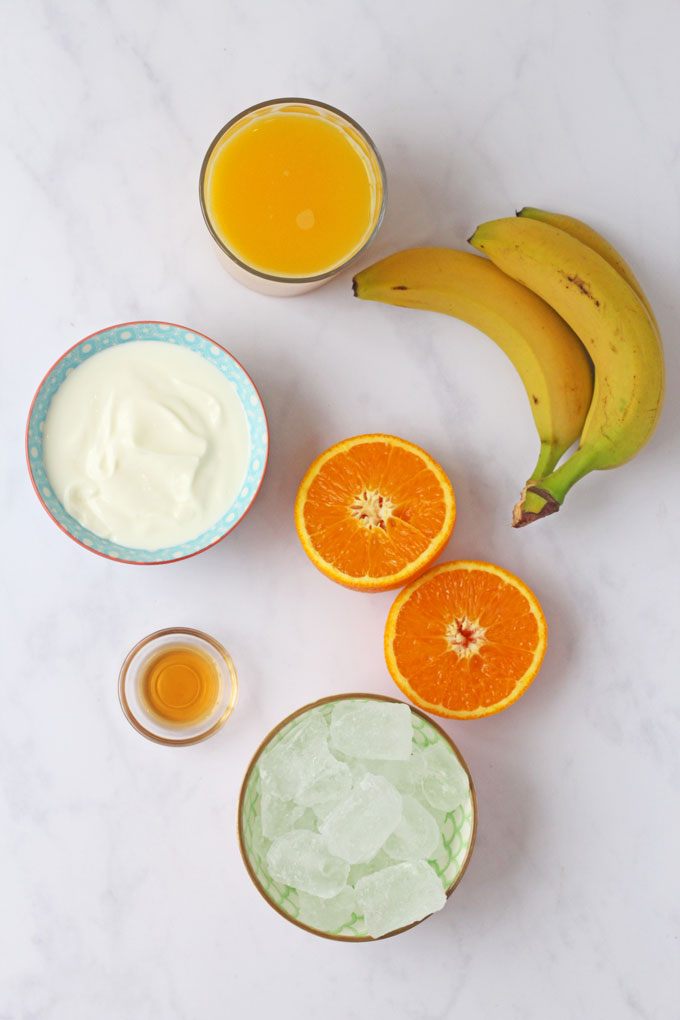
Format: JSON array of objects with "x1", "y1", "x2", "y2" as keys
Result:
[
  {"x1": 304, "y1": 445, "x2": 448, "y2": 577},
  {"x1": 296, "y1": 438, "x2": 455, "y2": 589},
  {"x1": 386, "y1": 564, "x2": 546, "y2": 716},
  {"x1": 204, "y1": 108, "x2": 380, "y2": 278}
]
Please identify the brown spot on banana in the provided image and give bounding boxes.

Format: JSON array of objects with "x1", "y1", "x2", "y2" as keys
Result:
[{"x1": 565, "y1": 273, "x2": 600, "y2": 306}]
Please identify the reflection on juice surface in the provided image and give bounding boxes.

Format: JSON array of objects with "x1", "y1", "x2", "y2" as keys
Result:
[{"x1": 202, "y1": 102, "x2": 384, "y2": 280}]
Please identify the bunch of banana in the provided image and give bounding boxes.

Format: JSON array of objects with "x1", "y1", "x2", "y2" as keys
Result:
[
  {"x1": 353, "y1": 248, "x2": 594, "y2": 489},
  {"x1": 469, "y1": 210, "x2": 664, "y2": 524},
  {"x1": 353, "y1": 208, "x2": 664, "y2": 527}
]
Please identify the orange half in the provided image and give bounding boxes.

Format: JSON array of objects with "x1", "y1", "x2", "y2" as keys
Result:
[
  {"x1": 385, "y1": 561, "x2": 547, "y2": 718},
  {"x1": 294, "y1": 434, "x2": 455, "y2": 592}
]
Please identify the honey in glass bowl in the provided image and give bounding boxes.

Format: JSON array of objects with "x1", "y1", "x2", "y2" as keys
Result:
[
  {"x1": 138, "y1": 643, "x2": 221, "y2": 726},
  {"x1": 119, "y1": 628, "x2": 238, "y2": 746}
]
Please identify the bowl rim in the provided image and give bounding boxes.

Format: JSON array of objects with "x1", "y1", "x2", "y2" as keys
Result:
[
  {"x1": 237, "y1": 691, "x2": 477, "y2": 942},
  {"x1": 198, "y1": 97, "x2": 387, "y2": 285},
  {"x1": 25, "y1": 320, "x2": 270, "y2": 565}
]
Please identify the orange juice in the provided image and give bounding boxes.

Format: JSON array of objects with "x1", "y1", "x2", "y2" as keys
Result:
[{"x1": 201, "y1": 101, "x2": 384, "y2": 281}]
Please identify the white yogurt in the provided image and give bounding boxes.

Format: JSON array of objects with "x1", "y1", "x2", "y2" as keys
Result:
[{"x1": 43, "y1": 340, "x2": 251, "y2": 550}]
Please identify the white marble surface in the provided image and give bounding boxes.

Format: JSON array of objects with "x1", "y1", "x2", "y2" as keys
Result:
[{"x1": 2, "y1": 2, "x2": 679, "y2": 1017}]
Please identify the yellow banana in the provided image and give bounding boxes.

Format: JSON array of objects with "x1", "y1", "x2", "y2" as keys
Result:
[
  {"x1": 469, "y1": 218, "x2": 665, "y2": 524},
  {"x1": 517, "y1": 207, "x2": 661, "y2": 335},
  {"x1": 352, "y1": 248, "x2": 594, "y2": 488}
]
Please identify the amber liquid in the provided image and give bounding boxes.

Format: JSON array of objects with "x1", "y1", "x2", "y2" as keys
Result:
[{"x1": 138, "y1": 644, "x2": 222, "y2": 727}]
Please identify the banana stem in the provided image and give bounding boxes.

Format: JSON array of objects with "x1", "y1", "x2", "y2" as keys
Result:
[
  {"x1": 511, "y1": 441, "x2": 563, "y2": 527},
  {"x1": 522, "y1": 488, "x2": 550, "y2": 515},
  {"x1": 512, "y1": 484, "x2": 557, "y2": 527},
  {"x1": 514, "y1": 445, "x2": 598, "y2": 527},
  {"x1": 528, "y1": 446, "x2": 597, "y2": 506},
  {"x1": 531, "y1": 440, "x2": 564, "y2": 481}
]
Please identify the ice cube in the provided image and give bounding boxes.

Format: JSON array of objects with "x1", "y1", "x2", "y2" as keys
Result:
[
  {"x1": 384, "y1": 794, "x2": 441, "y2": 861},
  {"x1": 423, "y1": 804, "x2": 449, "y2": 828},
  {"x1": 296, "y1": 755, "x2": 352, "y2": 807},
  {"x1": 261, "y1": 793, "x2": 305, "y2": 840},
  {"x1": 355, "y1": 861, "x2": 447, "y2": 938},
  {"x1": 294, "y1": 808, "x2": 318, "y2": 831},
  {"x1": 330, "y1": 701, "x2": 413, "y2": 760},
  {"x1": 258, "y1": 712, "x2": 330, "y2": 801},
  {"x1": 348, "y1": 759, "x2": 368, "y2": 784},
  {"x1": 313, "y1": 790, "x2": 351, "y2": 825},
  {"x1": 320, "y1": 773, "x2": 402, "y2": 863},
  {"x1": 296, "y1": 886, "x2": 358, "y2": 932},
  {"x1": 348, "y1": 849, "x2": 393, "y2": 886},
  {"x1": 266, "y1": 830, "x2": 349, "y2": 899},
  {"x1": 419, "y1": 743, "x2": 470, "y2": 812},
  {"x1": 360, "y1": 754, "x2": 423, "y2": 794}
]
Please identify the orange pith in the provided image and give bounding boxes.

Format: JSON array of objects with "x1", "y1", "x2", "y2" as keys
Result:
[
  {"x1": 384, "y1": 561, "x2": 547, "y2": 718},
  {"x1": 294, "y1": 435, "x2": 456, "y2": 592}
]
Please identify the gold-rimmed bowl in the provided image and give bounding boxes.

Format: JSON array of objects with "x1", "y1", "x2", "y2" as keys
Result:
[
  {"x1": 119, "y1": 627, "x2": 238, "y2": 746},
  {"x1": 238, "y1": 693, "x2": 476, "y2": 941}
]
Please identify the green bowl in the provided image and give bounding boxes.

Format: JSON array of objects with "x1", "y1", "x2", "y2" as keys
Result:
[{"x1": 238, "y1": 693, "x2": 476, "y2": 941}]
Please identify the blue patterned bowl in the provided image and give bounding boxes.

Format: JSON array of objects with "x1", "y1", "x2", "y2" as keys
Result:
[{"x1": 26, "y1": 321, "x2": 269, "y2": 564}]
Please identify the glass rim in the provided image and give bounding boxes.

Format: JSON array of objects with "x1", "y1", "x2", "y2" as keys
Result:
[
  {"x1": 198, "y1": 97, "x2": 387, "y2": 285},
  {"x1": 237, "y1": 691, "x2": 477, "y2": 942},
  {"x1": 118, "y1": 627, "x2": 239, "y2": 746}
]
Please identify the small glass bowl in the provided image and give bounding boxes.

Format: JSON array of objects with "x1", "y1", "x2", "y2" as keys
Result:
[
  {"x1": 119, "y1": 627, "x2": 238, "y2": 746},
  {"x1": 199, "y1": 98, "x2": 387, "y2": 297},
  {"x1": 238, "y1": 693, "x2": 476, "y2": 941}
]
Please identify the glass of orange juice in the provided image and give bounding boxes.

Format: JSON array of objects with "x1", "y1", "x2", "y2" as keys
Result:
[{"x1": 199, "y1": 98, "x2": 386, "y2": 296}]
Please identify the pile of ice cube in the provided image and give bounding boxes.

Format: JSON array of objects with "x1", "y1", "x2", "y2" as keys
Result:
[{"x1": 254, "y1": 699, "x2": 471, "y2": 938}]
